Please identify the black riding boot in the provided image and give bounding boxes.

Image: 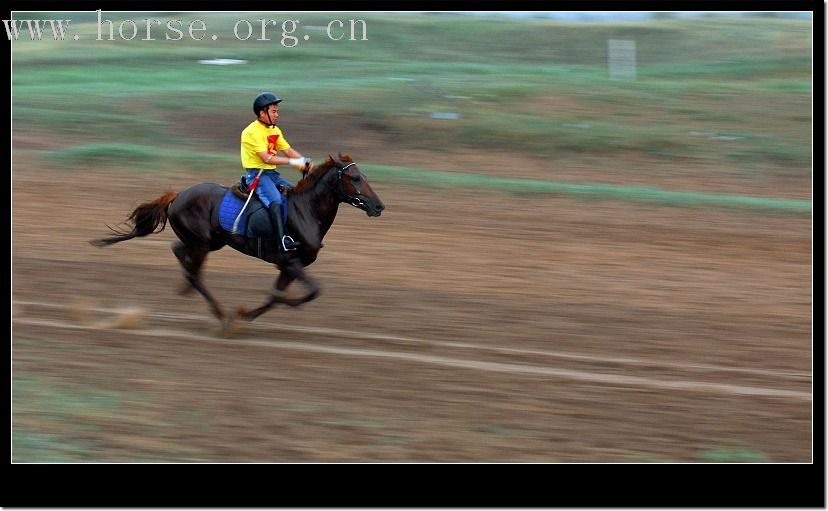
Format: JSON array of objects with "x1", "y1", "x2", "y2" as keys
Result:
[{"x1": 269, "y1": 202, "x2": 300, "y2": 253}]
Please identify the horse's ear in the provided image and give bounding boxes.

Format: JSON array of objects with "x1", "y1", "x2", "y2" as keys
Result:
[
  {"x1": 328, "y1": 154, "x2": 335, "y2": 163},
  {"x1": 339, "y1": 152, "x2": 352, "y2": 162}
]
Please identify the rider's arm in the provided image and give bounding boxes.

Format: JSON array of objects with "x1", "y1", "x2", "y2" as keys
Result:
[
  {"x1": 257, "y1": 150, "x2": 292, "y2": 166},
  {"x1": 283, "y1": 147, "x2": 304, "y2": 160},
  {"x1": 265, "y1": 147, "x2": 309, "y2": 170},
  {"x1": 257, "y1": 150, "x2": 308, "y2": 170}
]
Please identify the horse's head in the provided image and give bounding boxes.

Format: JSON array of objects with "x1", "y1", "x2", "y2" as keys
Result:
[{"x1": 324, "y1": 153, "x2": 385, "y2": 217}]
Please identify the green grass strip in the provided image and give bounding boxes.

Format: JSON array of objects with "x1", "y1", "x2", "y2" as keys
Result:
[
  {"x1": 363, "y1": 164, "x2": 811, "y2": 214},
  {"x1": 57, "y1": 144, "x2": 237, "y2": 168},
  {"x1": 52, "y1": 144, "x2": 810, "y2": 213}
]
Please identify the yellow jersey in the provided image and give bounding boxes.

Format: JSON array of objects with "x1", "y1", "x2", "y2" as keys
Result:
[{"x1": 240, "y1": 120, "x2": 291, "y2": 169}]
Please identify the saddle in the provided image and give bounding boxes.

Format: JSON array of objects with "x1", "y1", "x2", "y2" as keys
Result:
[
  {"x1": 231, "y1": 176, "x2": 291, "y2": 200},
  {"x1": 231, "y1": 181, "x2": 249, "y2": 200}
]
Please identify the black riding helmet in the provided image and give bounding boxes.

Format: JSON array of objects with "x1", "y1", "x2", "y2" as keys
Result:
[{"x1": 253, "y1": 92, "x2": 282, "y2": 114}]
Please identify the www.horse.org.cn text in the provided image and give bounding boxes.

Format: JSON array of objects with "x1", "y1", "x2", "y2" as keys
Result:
[{"x1": 4, "y1": 10, "x2": 368, "y2": 47}]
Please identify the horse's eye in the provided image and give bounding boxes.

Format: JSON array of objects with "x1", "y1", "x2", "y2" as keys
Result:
[{"x1": 351, "y1": 176, "x2": 361, "y2": 183}]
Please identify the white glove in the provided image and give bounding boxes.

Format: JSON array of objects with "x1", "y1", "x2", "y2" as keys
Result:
[{"x1": 289, "y1": 157, "x2": 307, "y2": 170}]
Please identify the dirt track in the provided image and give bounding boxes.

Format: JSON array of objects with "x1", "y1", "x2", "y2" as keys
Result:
[{"x1": 12, "y1": 154, "x2": 812, "y2": 461}]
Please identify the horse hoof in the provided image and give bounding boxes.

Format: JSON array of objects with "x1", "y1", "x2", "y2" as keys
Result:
[
  {"x1": 178, "y1": 281, "x2": 195, "y2": 296},
  {"x1": 219, "y1": 316, "x2": 234, "y2": 337}
]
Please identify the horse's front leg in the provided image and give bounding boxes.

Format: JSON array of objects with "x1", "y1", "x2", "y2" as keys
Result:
[
  {"x1": 237, "y1": 261, "x2": 320, "y2": 321},
  {"x1": 281, "y1": 268, "x2": 320, "y2": 307}
]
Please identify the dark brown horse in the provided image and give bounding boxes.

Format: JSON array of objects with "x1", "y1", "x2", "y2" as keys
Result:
[{"x1": 91, "y1": 154, "x2": 384, "y2": 326}]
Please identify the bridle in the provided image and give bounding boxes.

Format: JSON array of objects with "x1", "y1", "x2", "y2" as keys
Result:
[
  {"x1": 335, "y1": 162, "x2": 367, "y2": 209},
  {"x1": 300, "y1": 160, "x2": 366, "y2": 208}
]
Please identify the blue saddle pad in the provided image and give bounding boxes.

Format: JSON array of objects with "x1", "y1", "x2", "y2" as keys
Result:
[
  {"x1": 218, "y1": 191, "x2": 288, "y2": 239},
  {"x1": 218, "y1": 191, "x2": 250, "y2": 235}
]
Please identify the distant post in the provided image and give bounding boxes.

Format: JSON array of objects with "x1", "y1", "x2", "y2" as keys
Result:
[{"x1": 608, "y1": 39, "x2": 637, "y2": 80}]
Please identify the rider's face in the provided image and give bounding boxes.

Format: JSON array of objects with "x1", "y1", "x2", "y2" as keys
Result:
[{"x1": 261, "y1": 104, "x2": 280, "y2": 124}]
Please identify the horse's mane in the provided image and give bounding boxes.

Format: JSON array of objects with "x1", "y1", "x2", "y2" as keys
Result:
[{"x1": 291, "y1": 153, "x2": 353, "y2": 194}]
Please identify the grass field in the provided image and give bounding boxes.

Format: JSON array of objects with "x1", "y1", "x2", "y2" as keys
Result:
[{"x1": 12, "y1": 13, "x2": 812, "y2": 208}]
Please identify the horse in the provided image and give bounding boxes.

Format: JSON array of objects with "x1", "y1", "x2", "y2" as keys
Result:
[{"x1": 90, "y1": 154, "x2": 385, "y2": 327}]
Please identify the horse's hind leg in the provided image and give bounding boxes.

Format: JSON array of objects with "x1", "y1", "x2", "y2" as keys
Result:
[
  {"x1": 172, "y1": 241, "x2": 226, "y2": 321},
  {"x1": 173, "y1": 242, "x2": 197, "y2": 295}
]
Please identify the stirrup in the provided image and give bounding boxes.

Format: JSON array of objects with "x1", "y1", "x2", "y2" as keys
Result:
[{"x1": 281, "y1": 235, "x2": 299, "y2": 251}]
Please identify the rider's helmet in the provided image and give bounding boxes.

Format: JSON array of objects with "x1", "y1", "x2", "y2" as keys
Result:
[{"x1": 253, "y1": 92, "x2": 282, "y2": 115}]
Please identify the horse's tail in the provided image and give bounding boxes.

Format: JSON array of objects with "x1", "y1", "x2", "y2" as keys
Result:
[{"x1": 90, "y1": 191, "x2": 178, "y2": 247}]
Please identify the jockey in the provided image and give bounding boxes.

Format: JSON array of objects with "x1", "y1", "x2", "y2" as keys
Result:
[{"x1": 241, "y1": 92, "x2": 311, "y2": 253}]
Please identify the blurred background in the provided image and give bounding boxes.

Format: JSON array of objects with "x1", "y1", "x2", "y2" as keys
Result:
[{"x1": 12, "y1": 11, "x2": 813, "y2": 462}]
